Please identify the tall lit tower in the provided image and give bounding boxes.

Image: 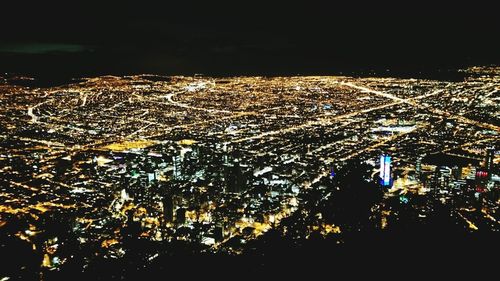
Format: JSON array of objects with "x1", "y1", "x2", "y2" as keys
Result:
[
  {"x1": 172, "y1": 155, "x2": 182, "y2": 180},
  {"x1": 485, "y1": 147, "x2": 495, "y2": 172},
  {"x1": 415, "y1": 158, "x2": 422, "y2": 178},
  {"x1": 379, "y1": 154, "x2": 392, "y2": 187}
]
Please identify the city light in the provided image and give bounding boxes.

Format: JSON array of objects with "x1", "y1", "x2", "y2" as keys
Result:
[{"x1": 0, "y1": 67, "x2": 498, "y2": 278}]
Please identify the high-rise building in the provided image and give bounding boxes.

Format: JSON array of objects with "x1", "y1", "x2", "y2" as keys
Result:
[
  {"x1": 485, "y1": 147, "x2": 495, "y2": 177},
  {"x1": 225, "y1": 160, "x2": 246, "y2": 194},
  {"x1": 434, "y1": 166, "x2": 451, "y2": 190},
  {"x1": 415, "y1": 158, "x2": 422, "y2": 177},
  {"x1": 163, "y1": 195, "x2": 175, "y2": 223},
  {"x1": 475, "y1": 169, "x2": 489, "y2": 192},
  {"x1": 172, "y1": 155, "x2": 182, "y2": 180},
  {"x1": 468, "y1": 166, "x2": 477, "y2": 180},
  {"x1": 330, "y1": 166, "x2": 336, "y2": 178},
  {"x1": 176, "y1": 207, "x2": 186, "y2": 225},
  {"x1": 452, "y1": 166, "x2": 462, "y2": 180},
  {"x1": 379, "y1": 154, "x2": 392, "y2": 187},
  {"x1": 147, "y1": 172, "x2": 156, "y2": 183},
  {"x1": 213, "y1": 224, "x2": 225, "y2": 242}
]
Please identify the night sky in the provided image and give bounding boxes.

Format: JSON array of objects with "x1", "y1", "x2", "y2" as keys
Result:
[{"x1": 1, "y1": 1, "x2": 499, "y2": 79}]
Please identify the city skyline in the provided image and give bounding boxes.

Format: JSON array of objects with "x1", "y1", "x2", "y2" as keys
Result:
[
  {"x1": 1, "y1": 2, "x2": 499, "y2": 280},
  {"x1": 1, "y1": 68, "x2": 499, "y2": 279}
]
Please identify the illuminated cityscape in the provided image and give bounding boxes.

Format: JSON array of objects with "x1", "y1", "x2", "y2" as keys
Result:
[
  {"x1": 0, "y1": 66, "x2": 498, "y2": 279},
  {"x1": 1, "y1": 2, "x2": 499, "y2": 279}
]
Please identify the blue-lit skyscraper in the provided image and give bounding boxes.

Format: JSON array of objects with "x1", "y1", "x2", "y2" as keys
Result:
[{"x1": 379, "y1": 154, "x2": 392, "y2": 187}]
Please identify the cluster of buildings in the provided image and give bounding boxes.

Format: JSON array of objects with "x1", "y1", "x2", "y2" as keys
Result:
[{"x1": 0, "y1": 67, "x2": 498, "y2": 275}]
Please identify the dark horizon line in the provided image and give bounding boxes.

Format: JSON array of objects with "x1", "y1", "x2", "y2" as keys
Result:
[{"x1": 4, "y1": 65, "x2": 493, "y2": 88}]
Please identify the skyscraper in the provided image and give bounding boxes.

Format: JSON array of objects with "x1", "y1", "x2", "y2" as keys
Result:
[
  {"x1": 172, "y1": 155, "x2": 182, "y2": 180},
  {"x1": 439, "y1": 166, "x2": 451, "y2": 189},
  {"x1": 214, "y1": 224, "x2": 225, "y2": 242},
  {"x1": 452, "y1": 166, "x2": 462, "y2": 180},
  {"x1": 162, "y1": 195, "x2": 175, "y2": 223},
  {"x1": 379, "y1": 154, "x2": 392, "y2": 187},
  {"x1": 176, "y1": 207, "x2": 186, "y2": 225},
  {"x1": 433, "y1": 166, "x2": 451, "y2": 190},
  {"x1": 330, "y1": 166, "x2": 336, "y2": 178},
  {"x1": 147, "y1": 172, "x2": 156, "y2": 183},
  {"x1": 416, "y1": 158, "x2": 422, "y2": 178},
  {"x1": 468, "y1": 166, "x2": 477, "y2": 180},
  {"x1": 225, "y1": 160, "x2": 246, "y2": 194},
  {"x1": 485, "y1": 147, "x2": 495, "y2": 175},
  {"x1": 475, "y1": 169, "x2": 489, "y2": 192}
]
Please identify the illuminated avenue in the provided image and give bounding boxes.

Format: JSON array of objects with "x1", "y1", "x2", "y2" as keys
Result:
[{"x1": 0, "y1": 66, "x2": 499, "y2": 277}]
